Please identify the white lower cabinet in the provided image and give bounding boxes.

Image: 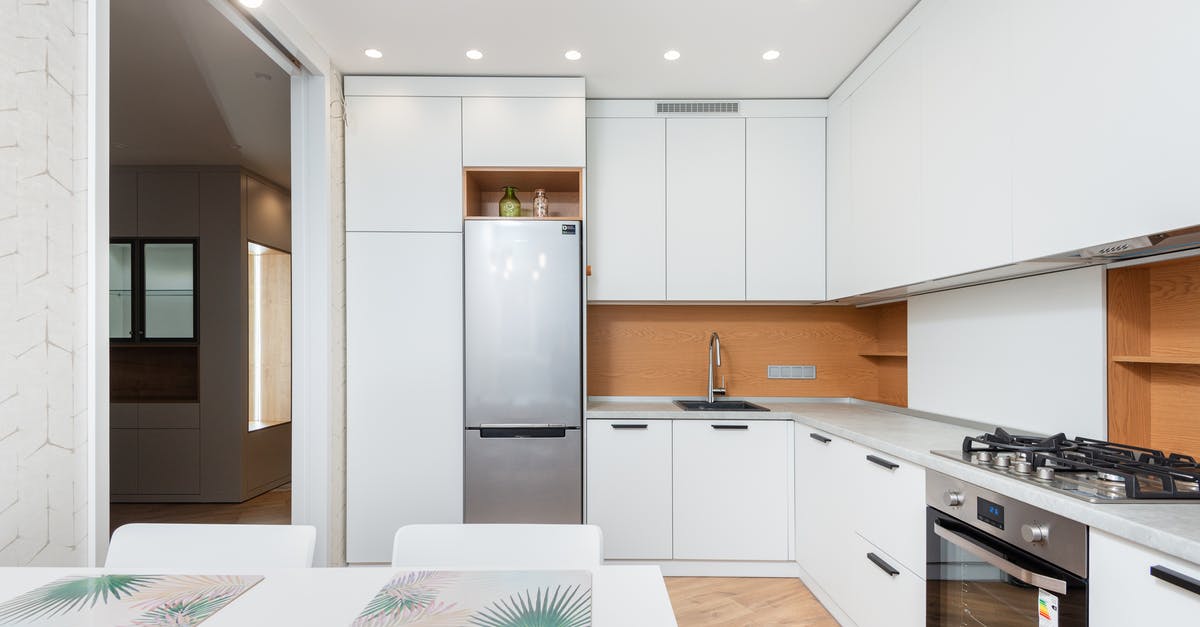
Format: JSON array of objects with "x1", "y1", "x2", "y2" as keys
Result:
[
  {"x1": 849, "y1": 442, "x2": 926, "y2": 575},
  {"x1": 795, "y1": 428, "x2": 854, "y2": 605},
  {"x1": 673, "y1": 420, "x2": 790, "y2": 561},
  {"x1": 1090, "y1": 529, "x2": 1200, "y2": 625},
  {"x1": 844, "y1": 534, "x2": 925, "y2": 627},
  {"x1": 585, "y1": 420, "x2": 673, "y2": 560}
]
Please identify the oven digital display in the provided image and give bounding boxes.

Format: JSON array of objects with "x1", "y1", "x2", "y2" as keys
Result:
[{"x1": 977, "y1": 497, "x2": 1005, "y2": 530}]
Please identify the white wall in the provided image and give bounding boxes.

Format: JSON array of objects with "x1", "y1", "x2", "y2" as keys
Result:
[
  {"x1": 908, "y1": 266, "x2": 1107, "y2": 438},
  {"x1": 0, "y1": 0, "x2": 92, "y2": 566}
]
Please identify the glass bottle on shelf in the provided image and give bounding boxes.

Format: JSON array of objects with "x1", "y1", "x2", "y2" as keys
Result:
[
  {"x1": 533, "y1": 188, "x2": 549, "y2": 218},
  {"x1": 498, "y1": 186, "x2": 521, "y2": 217}
]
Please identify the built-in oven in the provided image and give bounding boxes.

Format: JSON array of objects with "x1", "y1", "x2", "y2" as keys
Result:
[{"x1": 927, "y1": 470, "x2": 1089, "y2": 626}]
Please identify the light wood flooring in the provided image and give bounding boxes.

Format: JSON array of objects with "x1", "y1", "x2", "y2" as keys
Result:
[
  {"x1": 666, "y1": 577, "x2": 837, "y2": 626},
  {"x1": 110, "y1": 484, "x2": 291, "y2": 535}
]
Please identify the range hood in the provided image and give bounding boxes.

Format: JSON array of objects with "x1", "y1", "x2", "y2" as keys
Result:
[{"x1": 836, "y1": 225, "x2": 1200, "y2": 305}]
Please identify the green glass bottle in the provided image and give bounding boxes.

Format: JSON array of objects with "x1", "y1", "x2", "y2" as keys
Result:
[{"x1": 498, "y1": 186, "x2": 521, "y2": 217}]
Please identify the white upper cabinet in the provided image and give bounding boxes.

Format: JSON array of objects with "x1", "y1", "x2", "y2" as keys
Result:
[
  {"x1": 746, "y1": 118, "x2": 826, "y2": 301},
  {"x1": 1010, "y1": 0, "x2": 1200, "y2": 260},
  {"x1": 849, "y1": 32, "x2": 924, "y2": 295},
  {"x1": 825, "y1": 101, "x2": 859, "y2": 300},
  {"x1": 345, "y1": 96, "x2": 463, "y2": 232},
  {"x1": 586, "y1": 118, "x2": 667, "y2": 301},
  {"x1": 666, "y1": 118, "x2": 747, "y2": 301},
  {"x1": 462, "y1": 97, "x2": 586, "y2": 167}
]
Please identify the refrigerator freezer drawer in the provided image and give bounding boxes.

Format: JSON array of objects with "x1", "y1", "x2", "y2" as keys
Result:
[{"x1": 464, "y1": 427, "x2": 582, "y2": 524}]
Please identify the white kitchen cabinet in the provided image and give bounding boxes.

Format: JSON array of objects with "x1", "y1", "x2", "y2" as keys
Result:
[
  {"x1": 462, "y1": 97, "x2": 586, "y2": 167},
  {"x1": 665, "y1": 118, "x2": 747, "y2": 301},
  {"x1": 795, "y1": 428, "x2": 856, "y2": 609},
  {"x1": 746, "y1": 118, "x2": 826, "y2": 301},
  {"x1": 586, "y1": 420, "x2": 673, "y2": 560},
  {"x1": 673, "y1": 420, "x2": 790, "y2": 561},
  {"x1": 825, "y1": 100, "x2": 859, "y2": 301},
  {"x1": 849, "y1": 30, "x2": 924, "y2": 295},
  {"x1": 843, "y1": 534, "x2": 925, "y2": 627},
  {"x1": 586, "y1": 118, "x2": 667, "y2": 301},
  {"x1": 1010, "y1": 0, "x2": 1200, "y2": 260},
  {"x1": 850, "y1": 442, "x2": 926, "y2": 576},
  {"x1": 346, "y1": 232, "x2": 464, "y2": 563},
  {"x1": 1090, "y1": 530, "x2": 1200, "y2": 626},
  {"x1": 345, "y1": 96, "x2": 463, "y2": 232}
]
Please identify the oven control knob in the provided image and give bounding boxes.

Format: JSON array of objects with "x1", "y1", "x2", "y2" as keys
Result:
[
  {"x1": 1021, "y1": 523, "x2": 1050, "y2": 544},
  {"x1": 943, "y1": 490, "x2": 965, "y2": 507}
]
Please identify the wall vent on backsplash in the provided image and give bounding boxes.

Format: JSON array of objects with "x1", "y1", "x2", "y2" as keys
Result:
[
  {"x1": 656, "y1": 101, "x2": 739, "y2": 114},
  {"x1": 767, "y1": 365, "x2": 817, "y2": 380}
]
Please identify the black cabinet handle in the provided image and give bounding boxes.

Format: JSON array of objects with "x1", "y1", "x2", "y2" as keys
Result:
[
  {"x1": 809, "y1": 433, "x2": 832, "y2": 444},
  {"x1": 611, "y1": 424, "x2": 648, "y2": 430},
  {"x1": 1151, "y1": 565, "x2": 1200, "y2": 596},
  {"x1": 868, "y1": 552, "x2": 900, "y2": 576},
  {"x1": 866, "y1": 455, "x2": 900, "y2": 470},
  {"x1": 712, "y1": 424, "x2": 749, "y2": 430}
]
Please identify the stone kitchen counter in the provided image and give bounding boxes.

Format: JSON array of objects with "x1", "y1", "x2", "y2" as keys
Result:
[{"x1": 586, "y1": 397, "x2": 1200, "y2": 567}]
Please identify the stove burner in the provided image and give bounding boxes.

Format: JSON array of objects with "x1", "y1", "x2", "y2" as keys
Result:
[
  {"x1": 974, "y1": 451, "x2": 993, "y2": 465},
  {"x1": 993, "y1": 455, "x2": 1012, "y2": 469},
  {"x1": 1013, "y1": 460, "x2": 1034, "y2": 475},
  {"x1": 1035, "y1": 466, "x2": 1055, "y2": 481}
]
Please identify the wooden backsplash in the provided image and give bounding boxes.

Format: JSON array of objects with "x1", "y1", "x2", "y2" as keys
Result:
[{"x1": 587, "y1": 303, "x2": 907, "y2": 405}]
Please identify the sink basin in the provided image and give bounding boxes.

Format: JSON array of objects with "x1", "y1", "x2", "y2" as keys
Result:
[{"x1": 673, "y1": 400, "x2": 770, "y2": 412}]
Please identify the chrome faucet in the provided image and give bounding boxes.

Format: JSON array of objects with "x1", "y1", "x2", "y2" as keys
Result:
[{"x1": 707, "y1": 331, "x2": 726, "y2": 403}]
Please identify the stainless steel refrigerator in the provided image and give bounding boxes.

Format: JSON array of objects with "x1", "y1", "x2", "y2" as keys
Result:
[{"x1": 463, "y1": 220, "x2": 582, "y2": 524}]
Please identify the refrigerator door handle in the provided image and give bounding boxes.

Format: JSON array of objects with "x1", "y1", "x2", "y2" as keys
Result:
[
  {"x1": 477, "y1": 424, "x2": 572, "y2": 429},
  {"x1": 478, "y1": 425, "x2": 570, "y2": 438}
]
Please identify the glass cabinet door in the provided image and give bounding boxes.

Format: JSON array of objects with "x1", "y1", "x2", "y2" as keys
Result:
[
  {"x1": 109, "y1": 243, "x2": 134, "y2": 340},
  {"x1": 142, "y1": 242, "x2": 196, "y2": 340}
]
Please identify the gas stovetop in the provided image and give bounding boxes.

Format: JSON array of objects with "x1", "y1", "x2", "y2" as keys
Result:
[{"x1": 932, "y1": 428, "x2": 1200, "y2": 503}]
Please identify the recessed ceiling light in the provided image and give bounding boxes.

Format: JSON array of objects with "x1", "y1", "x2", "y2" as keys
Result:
[
  {"x1": 663, "y1": 50, "x2": 681, "y2": 61},
  {"x1": 239, "y1": 0, "x2": 263, "y2": 8},
  {"x1": 364, "y1": 48, "x2": 383, "y2": 59},
  {"x1": 466, "y1": 49, "x2": 484, "y2": 60},
  {"x1": 564, "y1": 50, "x2": 582, "y2": 61},
  {"x1": 762, "y1": 50, "x2": 781, "y2": 61}
]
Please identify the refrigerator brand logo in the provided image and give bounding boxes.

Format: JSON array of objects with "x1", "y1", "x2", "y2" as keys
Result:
[{"x1": 561, "y1": 224, "x2": 576, "y2": 235}]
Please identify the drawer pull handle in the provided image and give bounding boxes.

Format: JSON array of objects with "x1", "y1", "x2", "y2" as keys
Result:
[
  {"x1": 711, "y1": 424, "x2": 749, "y2": 430},
  {"x1": 867, "y1": 552, "x2": 900, "y2": 577},
  {"x1": 809, "y1": 433, "x2": 832, "y2": 444},
  {"x1": 611, "y1": 424, "x2": 649, "y2": 430},
  {"x1": 1151, "y1": 565, "x2": 1200, "y2": 596},
  {"x1": 867, "y1": 455, "x2": 900, "y2": 470}
]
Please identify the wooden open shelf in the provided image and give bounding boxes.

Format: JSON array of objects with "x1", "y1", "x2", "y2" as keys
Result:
[
  {"x1": 1108, "y1": 256, "x2": 1200, "y2": 459},
  {"x1": 859, "y1": 351, "x2": 908, "y2": 358},
  {"x1": 463, "y1": 167, "x2": 582, "y2": 219},
  {"x1": 111, "y1": 345, "x2": 199, "y2": 403}
]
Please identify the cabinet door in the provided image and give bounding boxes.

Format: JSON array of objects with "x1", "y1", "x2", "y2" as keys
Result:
[
  {"x1": 1090, "y1": 530, "x2": 1200, "y2": 625},
  {"x1": 345, "y1": 96, "x2": 463, "y2": 232},
  {"x1": 1011, "y1": 0, "x2": 1200, "y2": 260},
  {"x1": 138, "y1": 429, "x2": 200, "y2": 494},
  {"x1": 825, "y1": 100, "x2": 859, "y2": 300},
  {"x1": 673, "y1": 420, "x2": 789, "y2": 560},
  {"x1": 850, "y1": 31, "x2": 924, "y2": 295},
  {"x1": 346, "y1": 232, "x2": 464, "y2": 563},
  {"x1": 666, "y1": 118, "x2": 746, "y2": 301},
  {"x1": 137, "y1": 171, "x2": 199, "y2": 237},
  {"x1": 462, "y1": 97, "x2": 585, "y2": 167},
  {"x1": 795, "y1": 429, "x2": 858, "y2": 604},
  {"x1": 586, "y1": 420, "x2": 672, "y2": 559},
  {"x1": 586, "y1": 118, "x2": 667, "y2": 301},
  {"x1": 746, "y1": 117, "x2": 825, "y2": 301},
  {"x1": 110, "y1": 428, "x2": 138, "y2": 495}
]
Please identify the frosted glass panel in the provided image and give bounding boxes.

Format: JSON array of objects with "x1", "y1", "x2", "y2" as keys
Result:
[
  {"x1": 109, "y1": 243, "x2": 134, "y2": 339},
  {"x1": 143, "y1": 243, "x2": 195, "y2": 339}
]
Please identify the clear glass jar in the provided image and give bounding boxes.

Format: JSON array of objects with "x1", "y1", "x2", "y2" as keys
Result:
[{"x1": 533, "y1": 188, "x2": 549, "y2": 218}]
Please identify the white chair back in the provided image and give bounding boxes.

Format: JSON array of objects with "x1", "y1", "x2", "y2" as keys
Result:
[
  {"x1": 106, "y1": 523, "x2": 317, "y2": 569},
  {"x1": 391, "y1": 524, "x2": 603, "y2": 569}
]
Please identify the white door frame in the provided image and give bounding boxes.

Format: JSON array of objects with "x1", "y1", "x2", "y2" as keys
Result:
[{"x1": 88, "y1": 1, "x2": 342, "y2": 566}]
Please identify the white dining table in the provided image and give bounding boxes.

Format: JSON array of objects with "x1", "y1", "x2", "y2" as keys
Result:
[{"x1": 0, "y1": 564, "x2": 677, "y2": 626}]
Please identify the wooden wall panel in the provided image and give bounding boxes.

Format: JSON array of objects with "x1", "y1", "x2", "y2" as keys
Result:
[{"x1": 587, "y1": 304, "x2": 906, "y2": 404}]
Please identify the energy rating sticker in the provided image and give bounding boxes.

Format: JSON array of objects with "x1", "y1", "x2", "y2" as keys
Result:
[{"x1": 1038, "y1": 588, "x2": 1060, "y2": 627}]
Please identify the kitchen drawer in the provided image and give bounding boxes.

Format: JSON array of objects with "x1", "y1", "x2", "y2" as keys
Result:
[
  {"x1": 111, "y1": 403, "x2": 138, "y2": 429},
  {"x1": 851, "y1": 442, "x2": 926, "y2": 575},
  {"x1": 138, "y1": 403, "x2": 200, "y2": 429},
  {"x1": 1090, "y1": 529, "x2": 1200, "y2": 625},
  {"x1": 843, "y1": 533, "x2": 924, "y2": 627},
  {"x1": 586, "y1": 420, "x2": 673, "y2": 559}
]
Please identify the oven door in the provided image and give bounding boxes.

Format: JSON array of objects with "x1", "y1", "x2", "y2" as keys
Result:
[{"x1": 927, "y1": 508, "x2": 1087, "y2": 626}]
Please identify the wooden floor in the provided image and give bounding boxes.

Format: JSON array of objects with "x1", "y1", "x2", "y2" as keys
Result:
[
  {"x1": 666, "y1": 577, "x2": 838, "y2": 626},
  {"x1": 110, "y1": 484, "x2": 291, "y2": 535}
]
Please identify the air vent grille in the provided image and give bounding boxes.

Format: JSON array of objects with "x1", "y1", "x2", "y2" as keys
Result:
[
  {"x1": 656, "y1": 102, "x2": 739, "y2": 114},
  {"x1": 767, "y1": 365, "x2": 817, "y2": 380}
]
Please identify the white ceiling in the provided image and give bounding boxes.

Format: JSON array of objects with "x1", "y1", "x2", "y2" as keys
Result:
[
  {"x1": 111, "y1": 0, "x2": 291, "y2": 186},
  {"x1": 282, "y1": 0, "x2": 918, "y2": 99}
]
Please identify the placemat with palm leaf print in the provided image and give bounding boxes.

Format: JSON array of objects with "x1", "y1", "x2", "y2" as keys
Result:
[
  {"x1": 0, "y1": 574, "x2": 263, "y2": 626},
  {"x1": 353, "y1": 570, "x2": 592, "y2": 627}
]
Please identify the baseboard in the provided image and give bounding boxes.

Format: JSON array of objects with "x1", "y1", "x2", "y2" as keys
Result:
[
  {"x1": 795, "y1": 562, "x2": 856, "y2": 626},
  {"x1": 604, "y1": 559, "x2": 801, "y2": 577}
]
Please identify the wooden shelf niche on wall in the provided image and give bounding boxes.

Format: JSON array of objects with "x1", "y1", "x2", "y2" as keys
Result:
[
  {"x1": 463, "y1": 168, "x2": 582, "y2": 220},
  {"x1": 1108, "y1": 256, "x2": 1200, "y2": 459}
]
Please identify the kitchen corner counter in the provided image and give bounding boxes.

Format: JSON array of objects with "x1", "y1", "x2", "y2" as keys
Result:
[{"x1": 586, "y1": 397, "x2": 1200, "y2": 567}]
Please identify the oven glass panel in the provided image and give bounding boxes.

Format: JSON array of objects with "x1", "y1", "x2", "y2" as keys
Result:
[{"x1": 927, "y1": 509, "x2": 1087, "y2": 627}]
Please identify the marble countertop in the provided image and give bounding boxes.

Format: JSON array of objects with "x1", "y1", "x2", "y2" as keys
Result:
[{"x1": 586, "y1": 397, "x2": 1200, "y2": 566}]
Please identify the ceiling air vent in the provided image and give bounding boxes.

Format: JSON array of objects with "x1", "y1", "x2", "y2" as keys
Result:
[{"x1": 656, "y1": 102, "x2": 739, "y2": 114}]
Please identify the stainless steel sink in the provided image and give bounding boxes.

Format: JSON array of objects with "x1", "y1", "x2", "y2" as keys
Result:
[{"x1": 673, "y1": 400, "x2": 770, "y2": 412}]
